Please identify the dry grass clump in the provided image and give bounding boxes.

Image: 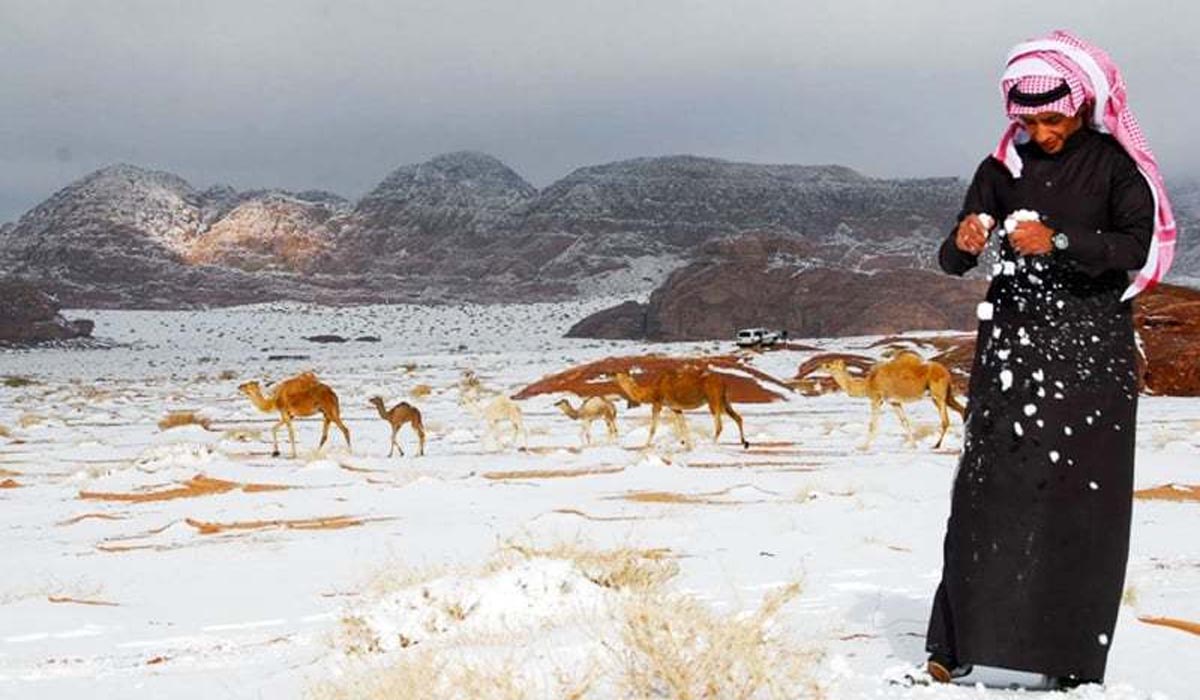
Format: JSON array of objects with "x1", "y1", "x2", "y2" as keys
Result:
[
  {"x1": 410, "y1": 384, "x2": 433, "y2": 399},
  {"x1": 618, "y1": 582, "x2": 815, "y2": 700},
  {"x1": 317, "y1": 542, "x2": 816, "y2": 700},
  {"x1": 2, "y1": 375, "x2": 37, "y2": 388},
  {"x1": 17, "y1": 413, "x2": 45, "y2": 429},
  {"x1": 0, "y1": 424, "x2": 11, "y2": 439},
  {"x1": 501, "y1": 541, "x2": 679, "y2": 593},
  {"x1": 309, "y1": 652, "x2": 536, "y2": 700},
  {"x1": 217, "y1": 369, "x2": 239, "y2": 381},
  {"x1": 157, "y1": 410, "x2": 212, "y2": 431}
]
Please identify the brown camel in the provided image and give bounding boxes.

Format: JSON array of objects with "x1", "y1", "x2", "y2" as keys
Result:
[
  {"x1": 238, "y1": 372, "x2": 352, "y2": 458},
  {"x1": 822, "y1": 353, "x2": 966, "y2": 449},
  {"x1": 554, "y1": 396, "x2": 619, "y2": 446},
  {"x1": 612, "y1": 369, "x2": 749, "y2": 449},
  {"x1": 368, "y1": 396, "x2": 426, "y2": 457}
]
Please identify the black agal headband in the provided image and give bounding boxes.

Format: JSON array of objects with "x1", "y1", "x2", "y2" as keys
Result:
[{"x1": 1007, "y1": 80, "x2": 1072, "y2": 108}]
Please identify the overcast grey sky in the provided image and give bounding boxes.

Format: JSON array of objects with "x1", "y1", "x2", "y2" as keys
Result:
[{"x1": 2, "y1": 0, "x2": 1197, "y2": 221}]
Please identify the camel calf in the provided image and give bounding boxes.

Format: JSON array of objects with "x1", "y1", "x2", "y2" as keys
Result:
[
  {"x1": 368, "y1": 396, "x2": 426, "y2": 457},
  {"x1": 554, "y1": 396, "x2": 619, "y2": 446},
  {"x1": 458, "y1": 386, "x2": 528, "y2": 451}
]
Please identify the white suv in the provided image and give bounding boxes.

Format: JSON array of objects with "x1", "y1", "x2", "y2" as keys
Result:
[{"x1": 736, "y1": 327, "x2": 779, "y2": 347}]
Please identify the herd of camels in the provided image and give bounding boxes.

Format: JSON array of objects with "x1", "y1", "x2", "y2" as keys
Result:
[{"x1": 236, "y1": 352, "x2": 965, "y2": 459}]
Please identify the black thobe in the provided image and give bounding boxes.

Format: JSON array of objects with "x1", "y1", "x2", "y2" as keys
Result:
[{"x1": 926, "y1": 127, "x2": 1154, "y2": 680}]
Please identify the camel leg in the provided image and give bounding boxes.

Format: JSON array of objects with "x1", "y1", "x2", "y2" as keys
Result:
[
  {"x1": 319, "y1": 418, "x2": 331, "y2": 450},
  {"x1": 672, "y1": 409, "x2": 692, "y2": 450},
  {"x1": 270, "y1": 419, "x2": 285, "y2": 457},
  {"x1": 709, "y1": 400, "x2": 724, "y2": 444},
  {"x1": 606, "y1": 414, "x2": 618, "y2": 443},
  {"x1": 932, "y1": 395, "x2": 950, "y2": 449},
  {"x1": 286, "y1": 417, "x2": 299, "y2": 459},
  {"x1": 645, "y1": 404, "x2": 661, "y2": 447},
  {"x1": 390, "y1": 425, "x2": 402, "y2": 457},
  {"x1": 721, "y1": 393, "x2": 749, "y2": 449},
  {"x1": 336, "y1": 418, "x2": 352, "y2": 453},
  {"x1": 890, "y1": 402, "x2": 916, "y2": 447},
  {"x1": 862, "y1": 398, "x2": 882, "y2": 450},
  {"x1": 582, "y1": 418, "x2": 592, "y2": 447},
  {"x1": 415, "y1": 420, "x2": 426, "y2": 456}
]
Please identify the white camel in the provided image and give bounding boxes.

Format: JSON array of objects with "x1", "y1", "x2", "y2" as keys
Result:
[{"x1": 458, "y1": 384, "x2": 528, "y2": 451}]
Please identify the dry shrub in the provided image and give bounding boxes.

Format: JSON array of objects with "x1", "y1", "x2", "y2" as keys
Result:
[
  {"x1": 362, "y1": 561, "x2": 451, "y2": 598},
  {"x1": 17, "y1": 413, "x2": 44, "y2": 429},
  {"x1": 0, "y1": 424, "x2": 11, "y2": 439},
  {"x1": 410, "y1": 384, "x2": 433, "y2": 399},
  {"x1": 501, "y1": 542, "x2": 679, "y2": 593},
  {"x1": 309, "y1": 652, "x2": 530, "y2": 700},
  {"x1": 158, "y1": 411, "x2": 212, "y2": 431},
  {"x1": 2, "y1": 375, "x2": 36, "y2": 388},
  {"x1": 618, "y1": 582, "x2": 816, "y2": 700},
  {"x1": 217, "y1": 369, "x2": 239, "y2": 381}
]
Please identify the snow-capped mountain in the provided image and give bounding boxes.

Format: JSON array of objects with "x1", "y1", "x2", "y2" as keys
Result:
[{"x1": 3, "y1": 154, "x2": 1195, "y2": 309}]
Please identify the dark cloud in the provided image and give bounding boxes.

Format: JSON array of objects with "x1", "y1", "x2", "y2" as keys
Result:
[{"x1": 1, "y1": 0, "x2": 1196, "y2": 221}]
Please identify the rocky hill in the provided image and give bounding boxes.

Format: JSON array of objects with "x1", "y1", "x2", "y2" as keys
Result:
[
  {"x1": 0, "y1": 279, "x2": 93, "y2": 345},
  {"x1": 567, "y1": 233, "x2": 989, "y2": 341},
  {"x1": 2, "y1": 154, "x2": 1196, "y2": 308}
]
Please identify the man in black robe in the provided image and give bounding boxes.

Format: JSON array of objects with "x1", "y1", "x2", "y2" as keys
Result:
[{"x1": 924, "y1": 31, "x2": 1175, "y2": 690}]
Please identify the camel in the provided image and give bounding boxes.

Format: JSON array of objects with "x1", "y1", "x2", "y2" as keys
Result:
[
  {"x1": 554, "y1": 396, "x2": 619, "y2": 446},
  {"x1": 238, "y1": 371, "x2": 352, "y2": 458},
  {"x1": 612, "y1": 368, "x2": 749, "y2": 450},
  {"x1": 822, "y1": 353, "x2": 966, "y2": 449},
  {"x1": 368, "y1": 396, "x2": 426, "y2": 457},
  {"x1": 458, "y1": 385, "x2": 527, "y2": 450}
]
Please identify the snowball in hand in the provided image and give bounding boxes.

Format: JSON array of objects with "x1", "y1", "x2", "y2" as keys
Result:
[{"x1": 1004, "y1": 209, "x2": 1041, "y2": 234}]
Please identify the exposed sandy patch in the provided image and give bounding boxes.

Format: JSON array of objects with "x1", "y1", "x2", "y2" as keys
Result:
[
  {"x1": 339, "y1": 463, "x2": 387, "y2": 474},
  {"x1": 0, "y1": 478, "x2": 21, "y2": 488},
  {"x1": 687, "y1": 460, "x2": 823, "y2": 471},
  {"x1": 1135, "y1": 484, "x2": 1200, "y2": 502},
  {"x1": 610, "y1": 484, "x2": 780, "y2": 506},
  {"x1": 47, "y1": 595, "x2": 119, "y2": 607},
  {"x1": 514, "y1": 354, "x2": 793, "y2": 404},
  {"x1": 79, "y1": 475, "x2": 291, "y2": 503},
  {"x1": 0, "y1": 468, "x2": 20, "y2": 477},
  {"x1": 1139, "y1": 616, "x2": 1200, "y2": 636},
  {"x1": 483, "y1": 467, "x2": 624, "y2": 481},
  {"x1": 550, "y1": 508, "x2": 652, "y2": 522},
  {"x1": 184, "y1": 514, "x2": 384, "y2": 535},
  {"x1": 58, "y1": 512, "x2": 128, "y2": 526}
]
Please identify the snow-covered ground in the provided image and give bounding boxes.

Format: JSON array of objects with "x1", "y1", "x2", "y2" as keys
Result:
[{"x1": 0, "y1": 300, "x2": 1197, "y2": 699}]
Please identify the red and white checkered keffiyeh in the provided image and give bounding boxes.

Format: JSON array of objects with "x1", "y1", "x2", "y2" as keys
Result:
[{"x1": 993, "y1": 30, "x2": 1176, "y2": 300}]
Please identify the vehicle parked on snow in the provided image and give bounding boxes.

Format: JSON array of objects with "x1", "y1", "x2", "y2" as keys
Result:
[{"x1": 735, "y1": 327, "x2": 780, "y2": 347}]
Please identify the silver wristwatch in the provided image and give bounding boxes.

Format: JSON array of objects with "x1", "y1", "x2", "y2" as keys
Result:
[{"x1": 1052, "y1": 232, "x2": 1070, "y2": 251}]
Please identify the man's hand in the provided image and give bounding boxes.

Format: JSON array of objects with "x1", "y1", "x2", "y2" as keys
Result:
[
  {"x1": 1009, "y1": 220, "x2": 1054, "y2": 256},
  {"x1": 954, "y1": 214, "x2": 991, "y2": 255}
]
